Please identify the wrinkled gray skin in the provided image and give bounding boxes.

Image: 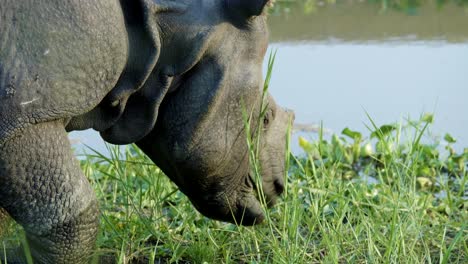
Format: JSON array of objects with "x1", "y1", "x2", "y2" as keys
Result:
[{"x1": 0, "y1": 0, "x2": 293, "y2": 263}]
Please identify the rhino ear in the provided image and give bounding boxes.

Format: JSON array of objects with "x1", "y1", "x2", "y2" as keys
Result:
[{"x1": 225, "y1": 0, "x2": 271, "y2": 18}]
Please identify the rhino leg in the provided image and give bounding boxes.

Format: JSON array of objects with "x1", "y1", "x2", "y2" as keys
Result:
[{"x1": 0, "y1": 120, "x2": 98, "y2": 264}]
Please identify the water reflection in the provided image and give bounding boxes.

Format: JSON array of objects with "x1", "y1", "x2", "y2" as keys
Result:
[
  {"x1": 271, "y1": 0, "x2": 468, "y2": 16},
  {"x1": 269, "y1": 1, "x2": 468, "y2": 43}
]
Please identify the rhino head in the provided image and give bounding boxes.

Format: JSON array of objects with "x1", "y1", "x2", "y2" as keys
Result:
[{"x1": 136, "y1": 0, "x2": 293, "y2": 225}]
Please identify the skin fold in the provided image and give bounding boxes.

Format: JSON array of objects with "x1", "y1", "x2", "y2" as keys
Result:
[{"x1": 0, "y1": 0, "x2": 293, "y2": 263}]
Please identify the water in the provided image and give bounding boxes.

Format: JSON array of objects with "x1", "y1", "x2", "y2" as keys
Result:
[
  {"x1": 266, "y1": 2, "x2": 468, "y2": 153},
  {"x1": 268, "y1": 42, "x2": 468, "y2": 152},
  {"x1": 70, "y1": 2, "x2": 468, "y2": 155}
]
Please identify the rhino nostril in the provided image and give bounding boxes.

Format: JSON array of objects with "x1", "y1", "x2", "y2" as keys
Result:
[
  {"x1": 274, "y1": 178, "x2": 284, "y2": 195},
  {"x1": 245, "y1": 173, "x2": 255, "y2": 189}
]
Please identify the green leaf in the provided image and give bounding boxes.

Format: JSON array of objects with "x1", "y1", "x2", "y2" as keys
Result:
[
  {"x1": 371, "y1": 124, "x2": 396, "y2": 138},
  {"x1": 341, "y1": 128, "x2": 362, "y2": 140},
  {"x1": 420, "y1": 145, "x2": 439, "y2": 158},
  {"x1": 444, "y1": 133, "x2": 457, "y2": 144}
]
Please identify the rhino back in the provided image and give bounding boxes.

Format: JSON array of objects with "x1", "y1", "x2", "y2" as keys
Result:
[{"x1": 0, "y1": 0, "x2": 128, "y2": 140}]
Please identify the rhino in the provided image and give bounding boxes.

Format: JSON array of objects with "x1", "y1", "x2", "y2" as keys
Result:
[{"x1": 0, "y1": 0, "x2": 293, "y2": 262}]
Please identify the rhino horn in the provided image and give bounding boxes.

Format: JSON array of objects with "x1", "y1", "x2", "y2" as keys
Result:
[{"x1": 225, "y1": 0, "x2": 272, "y2": 18}]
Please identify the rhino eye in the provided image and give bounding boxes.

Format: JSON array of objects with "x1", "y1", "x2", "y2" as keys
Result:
[
  {"x1": 263, "y1": 115, "x2": 270, "y2": 126},
  {"x1": 263, "y1": 108, "x2": 274, "y2": 128}
]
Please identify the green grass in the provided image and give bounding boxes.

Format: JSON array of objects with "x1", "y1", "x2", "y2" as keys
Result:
[
  {"x1": 1, "y1": 116, "x2": 467, "y2": 263},
  {"x1": 83, "y1": 115, "x2": 467, "y2": 263}
]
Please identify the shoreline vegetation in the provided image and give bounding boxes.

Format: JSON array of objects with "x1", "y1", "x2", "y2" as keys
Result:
[
  {"x1": 269, "y1": 0, "x2": 468, "y2": 14},
  {"x1": 94, "y1": 117, "x2": 468, "y2": 263},
  {"x1": 1, "y1": 116, "x2": 466, "y2": 263}
]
